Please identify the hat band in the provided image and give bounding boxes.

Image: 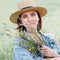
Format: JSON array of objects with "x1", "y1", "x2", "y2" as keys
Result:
[{"x1": 21, "y1": 6, "x2": 33, "y2": 10}]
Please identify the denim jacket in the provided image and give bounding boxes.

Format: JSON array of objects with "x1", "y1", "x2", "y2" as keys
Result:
[{"x1": 13, "y1": 32, "x2": 60, "y2": 60}]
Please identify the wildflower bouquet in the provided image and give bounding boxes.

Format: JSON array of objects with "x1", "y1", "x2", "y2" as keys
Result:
[{"x1": 19, "y1": 28, "x2": 44, "y2": 57}]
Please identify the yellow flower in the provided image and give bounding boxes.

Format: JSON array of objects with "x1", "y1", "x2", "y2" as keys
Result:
[{"x1": 29, "y1": 48, "x2": 32, "y2": 51}]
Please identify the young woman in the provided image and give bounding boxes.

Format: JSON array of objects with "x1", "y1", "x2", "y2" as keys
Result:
[{"x1": 10, "y1": 0, "x2": 60, "y2": 60}]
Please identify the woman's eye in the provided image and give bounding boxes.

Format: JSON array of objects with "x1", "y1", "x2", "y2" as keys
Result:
[
  {"x1": 31, "y1": 13, "x2": 36, "y2": 16},
  {"x1": 22, "y1": 15, "x2": 27, "y2": 19}
]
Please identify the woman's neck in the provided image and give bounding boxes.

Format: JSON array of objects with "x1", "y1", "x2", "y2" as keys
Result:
[
  {"x1": 26, "y1": 26, "x2": 38, "y2": 34},
  {"x1": 27, "y1": 28, "x2": 37, "y2": 34}
]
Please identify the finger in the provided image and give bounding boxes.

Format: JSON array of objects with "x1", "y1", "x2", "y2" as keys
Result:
[
  {"x1": 42, "y1": 49, "x2": 46, "y2": 52},
  {"x1": 41, "y1": 45, "x2": 47, "y2": 50}
]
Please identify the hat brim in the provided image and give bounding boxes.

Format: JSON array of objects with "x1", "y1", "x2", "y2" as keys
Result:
[{"x1": 10, "y1": 7, "x2": 47, "y2": 24}]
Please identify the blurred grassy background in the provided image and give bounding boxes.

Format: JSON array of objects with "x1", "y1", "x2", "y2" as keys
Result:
[{"x1": 0, "y1": 0, "x2": 60, "y2": 60}]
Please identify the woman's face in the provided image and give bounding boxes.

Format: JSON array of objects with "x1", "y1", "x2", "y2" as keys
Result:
[{"x1": 21, "y1": 11, "x2": 39, "y2": 30}]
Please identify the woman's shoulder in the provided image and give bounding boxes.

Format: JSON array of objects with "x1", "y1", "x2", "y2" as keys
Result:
[
  {"x1": 41, "y1": 32, "x2": 55, "y2": 40},
  {"x1": 14, "y1": 37, "x2": 22, "y2": 43},
  {"x1": 42, "y1": 32, "x2": 53, "y2": 37}
]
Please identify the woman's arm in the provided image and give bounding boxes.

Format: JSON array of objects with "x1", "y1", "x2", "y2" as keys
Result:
[
  {"x1": 41, "y1": 45, "x2": 60, "y2": 58},
  {"x1": 42, "y1": 33, "x2": 60, "y2": 58},
  {"x1": 13, "y1": 37, "x2": 34, "y2": 60},
  {"x1": 14, "y1": 45, "x2": 34, "y2": 60}
]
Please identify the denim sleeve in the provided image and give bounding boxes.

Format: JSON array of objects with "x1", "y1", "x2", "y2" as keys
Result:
[
  {"x1": 13, "y1": 38, "x2": 44, "y2": 60},
  {"x1": 42, "y1": 33, "x2": 60, "y2": 55},
  {"x1": 48, "y1": 34, "x2": 60, "y2": 55},
  {"x1": 14, "y1": 46, "x2": 35, "y2": 60},
  {"x1": 13, "y1": 38, "x2": 34, "y2": 60}
]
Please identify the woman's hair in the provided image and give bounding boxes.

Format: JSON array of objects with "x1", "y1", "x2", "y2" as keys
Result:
[{"x1": 16, "y1": 11, "x2": 42, "y2": 32}]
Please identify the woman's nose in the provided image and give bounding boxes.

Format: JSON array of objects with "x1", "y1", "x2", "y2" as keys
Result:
[{"x1": 28, "y1": 16, "x2": 32, "y2": 22}]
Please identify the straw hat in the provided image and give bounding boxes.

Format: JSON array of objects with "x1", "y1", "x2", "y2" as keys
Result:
[{"x1": 10, "y1": 0, "x2": 47, "y2": 24}]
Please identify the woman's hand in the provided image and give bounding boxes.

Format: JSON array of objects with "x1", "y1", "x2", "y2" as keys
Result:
[
  {"x1": 41, "y1": 45, "x2": 60, "y2": 58},
  {"x1": 44, "y1": 58, "x2": 60, "y2": 60}
]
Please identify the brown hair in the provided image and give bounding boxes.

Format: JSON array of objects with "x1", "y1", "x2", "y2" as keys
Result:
[{"x1": 16, "y1": 11, "x2": 42, "y2": 32}]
